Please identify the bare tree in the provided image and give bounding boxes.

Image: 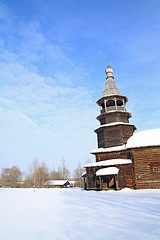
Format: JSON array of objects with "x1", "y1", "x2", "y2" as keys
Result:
[
  {"x1": 25, "y1": 158, "x2": 38, "y2": 188},
  {"x1": 57, "y1": 159, "x2": 70, "y2": 180},
  {"x1": 1, "y1": 166, "x2": 22, "y2": 188},
  {"x1": 73, "y1": 163, "x2": 84, "y2": 180},
  {"x1": 26, "y1": 159, "x2": 49, "y2": 188},
  {"x1": 50, "y1": 169, "x2": 61, "y2": 180},
  {"x1": 1, "y1": 168, "x2": 10, "y2": 187},
  {"x1": 50, "y1": 159, "x2": 71, "y2": 180},
  {"x1": 72, "y1": 163, "x2": 85, "y2": 187},
  {"x1": 36, "y1": 161, "x2": 49, "y2": 188}
]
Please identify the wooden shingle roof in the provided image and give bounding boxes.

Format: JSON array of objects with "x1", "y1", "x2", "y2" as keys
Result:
[{"x1": 103, "y1": 65, "x2": 121, "y2": 97}]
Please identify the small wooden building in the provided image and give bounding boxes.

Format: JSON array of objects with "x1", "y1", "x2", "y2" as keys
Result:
[
  {"x1": 84, "y1": 65, "x2": 160, "y2": 190},
  {"x1": 45, "y1": 180, "x2": 71, "y2": 188}
]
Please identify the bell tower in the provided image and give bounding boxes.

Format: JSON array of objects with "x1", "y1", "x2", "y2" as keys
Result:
[{"x1": 95, "y1": 64, "x2": 136, "y2": 148}]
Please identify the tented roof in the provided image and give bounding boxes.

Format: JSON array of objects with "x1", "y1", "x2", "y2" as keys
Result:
[
  {"x1": 96, "y1": 167, "x2": 119, "y2": 176},
  {"x1": 103, "y1": 77, "x2": 121, "y2": 97}
]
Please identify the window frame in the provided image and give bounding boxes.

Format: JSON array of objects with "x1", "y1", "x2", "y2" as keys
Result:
[{"x1": 150, "y1": 163, "x2": 160, "y2": 174}]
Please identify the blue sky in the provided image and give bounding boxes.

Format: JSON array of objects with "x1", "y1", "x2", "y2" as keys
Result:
[{"x1": 0, "y1": 0, "x2": 160, "y2": 174}]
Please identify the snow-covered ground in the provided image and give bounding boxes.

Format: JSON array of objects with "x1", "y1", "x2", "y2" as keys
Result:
[{"x1": 0, "y1": 188, "x2": 160, "y2": 240}]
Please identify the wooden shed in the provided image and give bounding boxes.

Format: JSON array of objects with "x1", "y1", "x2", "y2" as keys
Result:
[{"x1": 45, "y1": 180, "x2": 71, "y2": 188}]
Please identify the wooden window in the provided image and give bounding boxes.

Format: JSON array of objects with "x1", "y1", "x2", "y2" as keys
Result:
[
  {"x1": 153, "y1": 167, "x2": 159, "y2": 174},
  {"x1": 150, "y1": 163, "x2": 160, "y2": 174}
]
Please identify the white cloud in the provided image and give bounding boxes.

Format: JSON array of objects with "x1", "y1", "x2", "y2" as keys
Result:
[{"x1": 0, "y1": 15, "x2": 97, "y2": 172}]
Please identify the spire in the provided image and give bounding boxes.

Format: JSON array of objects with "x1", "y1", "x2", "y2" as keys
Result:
[{"x1": 102, "y1": 64, "x2": 121, "y2": 97}]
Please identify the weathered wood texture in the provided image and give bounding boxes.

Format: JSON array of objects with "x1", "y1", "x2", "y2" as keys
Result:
[
  {"x1": 95, "y1": 125, "x2": 135, "y2": 148},
  {"x1": 95, "y1": 150, "x2": 131, "y2": 162},
  {"x1": 88, "y1": 146, "x2": 160, "y2": 190},
  {"x1": 86, "y1": 167, "x2": 97, "y2": 190},
  {"x1": 118, "y1": 164, "x2": 133, "y2": 189},
  {"x1": 97, "y1": 111, "x2": 130, "y2": 125},
  {"x1": 131, "y1": 146, "x2": 160, "y2": 189},
  {"x1": 86, "y1": 162, "x2": 134, "y2": 190}
]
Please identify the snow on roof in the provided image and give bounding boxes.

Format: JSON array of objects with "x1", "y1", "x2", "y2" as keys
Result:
[
  {"x1": 85, "y1": 159, "x2": 132, "y2": 168},
  {"x1": 69, "y1": 181, "x2": 76, "y2": 184},
  {"x1": 91, "y1": 145, "x2": 125, "y2": 154},
  {"x1": 96, "y1": 167, "x2": 119, "y2": 176},
  {"x1": 127, "y1": 128, "x2": 160, "y2": 148},
  {"x1": 95, "y1": 122, "x2": 135, "y2": 131},
  {"x1": 91, "y1": 128, "x2": 160, "y2": 154},
  {"x1": 81, "y1": 171, "x2": 86, "y2": 177},
  {"x1": 45, "y1": 180, "x2": 70, "y2": 186}
]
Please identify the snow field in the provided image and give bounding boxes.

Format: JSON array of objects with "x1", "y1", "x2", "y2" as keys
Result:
[{"x1": 0, "y1": 188, "x2": 160, "y2": 240}]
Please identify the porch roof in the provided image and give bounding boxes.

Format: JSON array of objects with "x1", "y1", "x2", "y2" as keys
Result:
[
  {"x1": 96, "y1": 167, "x2": 119, "y2": 176},
  {"x1": 84, "y1": 159, "x2": 132, "y2": 168}
]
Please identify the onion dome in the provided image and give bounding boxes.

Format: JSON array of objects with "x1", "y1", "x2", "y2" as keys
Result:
[{"x1": 105, "y1": 64, "x2": 113, "y2": 76}]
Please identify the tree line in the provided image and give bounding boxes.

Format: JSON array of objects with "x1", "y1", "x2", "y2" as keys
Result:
[{"x1": 0, "y1": 158, "x2": 85, "y2": 188}]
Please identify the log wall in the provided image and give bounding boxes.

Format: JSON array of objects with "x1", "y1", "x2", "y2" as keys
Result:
[
  {"x1": 85, "y1": 146, "x2": 160, "y2": 190},
  {"x1": 96, "y1": 125, "x2": 135, "y2": 148},
  {"x1": 131, "y1": 146, "x2": 160, "y2": 189}
]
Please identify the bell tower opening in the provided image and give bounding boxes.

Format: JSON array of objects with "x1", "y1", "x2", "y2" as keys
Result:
[
  {"x1": 117, "y1": 100, "x2": 123, "y2": 107},
  {"x1": 106, "y1": 100, "x2": 115, "y2": 107}
]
